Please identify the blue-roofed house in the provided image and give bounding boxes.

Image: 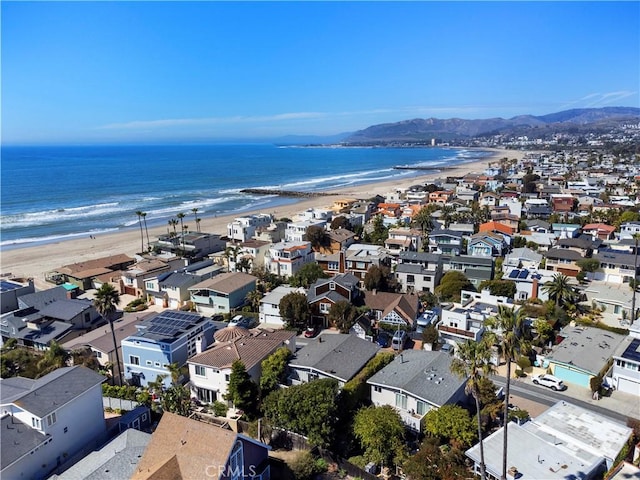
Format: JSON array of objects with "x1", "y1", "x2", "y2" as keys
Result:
[
  {"x1": 368, "y1": 350, "x2": 468, "y2": 432},
  {"x1": 1, "y1": 366, "x2": 106, "y2": 480},
  {"x1": 121, "y1": 310, "x2": 216, "y2": 387}
]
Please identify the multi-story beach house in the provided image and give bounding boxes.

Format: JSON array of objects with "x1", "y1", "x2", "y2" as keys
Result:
[
  {"x1": 121, "y1": 310, "x2": 215, "y2": 387},
  {"x1": 438, "y1": 289, "x2": 515, "y2": 349},
  {"x1": 368, "y1": 350, "x2": 468, "y2": 432},
  {"x1": 442, "y1": 255, "x2": 494, "y2": 288},
  {"x1": 120, "y1": 258, "x2": 179, "y2": 297},
  {"x1": 188, "y1": 272, "x2": 257, "y2": 316},
  {"x1": 226, "y1": 213, "x2": 273, "y2": 243},
  {"x1": 227, "y1": 239, "x2": 271, "y2": 272},
  {"x1": 0, "y1": 278, "x2": 34, "y2": 314},
  {"x1": 344, "y1": 243, "x2": 392, "y2": 284},
  {"x1": 307, "y1": 273, "x2": 361, "y2": 327},
  {"x1": 144, "y1": 259, "x2": 222, "y2": 309},
  {"x1": 150, "y1": 231, "x2": 226, "y2": 260},
  {"x1": 259, "y1": 285, "x2": 307, "y2": 327},
  {"x1": 265, "y1": 241, "x2": 315, "y2": 278},
  {"x1": 394, "y1": 251, "x2": 442, "y2": 294},
  {"x1": 285, "y1": 219, "x2": 327, "y2": 243},
  {"x1": 188, "y1": 327, "x2": 296, "y2": 405},
  {"x1": 428, "y1": 229, "x2": 464, "y2": 256},
  {"x1": 1, "y1": 366, "x2": 106, "y2": 480},
  {"x1": 384, "y1": 227, "x2": 423, "y2": 255},
  {"x1": 45, "y1": 254, "x2": 135, "y2": 290}
]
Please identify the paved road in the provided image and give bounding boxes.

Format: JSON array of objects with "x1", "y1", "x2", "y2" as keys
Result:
[{"x1": 491, "y1": 374, "x2": 640, "y2": 424}]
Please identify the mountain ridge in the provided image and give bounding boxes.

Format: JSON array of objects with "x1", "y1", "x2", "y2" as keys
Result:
[{"x1": 344, "y1": 106, "x2": 640, "y2": 144}]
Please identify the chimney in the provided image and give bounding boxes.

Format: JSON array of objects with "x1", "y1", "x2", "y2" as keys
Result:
[
  {"x1": 339, "y1": 249, "x2": 345, "y2": 273},
  {"x1": 531, "y1": 277, "x2": 539, "y2": 300}
]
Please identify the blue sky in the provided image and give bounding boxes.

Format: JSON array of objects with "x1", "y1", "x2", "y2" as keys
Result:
[{"x1": 2, "y1": 1, "x2": 639, "y2": 145}]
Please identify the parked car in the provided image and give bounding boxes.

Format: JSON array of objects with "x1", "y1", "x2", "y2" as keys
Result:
[
  {"x1": 532, "y1": 373, "x2": 567, "y2": 391},
  {"x1": 304, "y1": 325, "x2": 319, "y2": 338},
  {"x1": 391, "y1": 330, "x2": 408, "y2": 351},
  {"x1": 228, "y1": 315, "x2": 254, "y2": 329},
  {"x1": 376, "y1": 331, "x2": 391, "y2": 348},
  {"x1": 440, "y1": 343, "x2": 454, "y2": 355}
]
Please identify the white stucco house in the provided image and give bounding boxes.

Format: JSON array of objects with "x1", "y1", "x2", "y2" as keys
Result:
[{"x1": 1, "y1": 366, "x2": 106, "y2": 480}]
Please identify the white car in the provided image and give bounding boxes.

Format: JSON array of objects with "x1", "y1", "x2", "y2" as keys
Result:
[{"x1": 532, "y1": 373, "x2": 567, "y2": 391}]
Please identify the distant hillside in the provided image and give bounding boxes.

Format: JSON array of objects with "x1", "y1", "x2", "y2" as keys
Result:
[{"x1": 344, "y1": 107, "x2": 640, "y2": 144}]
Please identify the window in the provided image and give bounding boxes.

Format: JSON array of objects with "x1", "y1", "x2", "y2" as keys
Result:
[
  {"x1": 129, "y1": 355, "x2": 140, "y2": 366},
  {"x1": 406, "y1": 275, "x2": 415, "y2": 284},
  {"x1": 395, "y1": 393, "x2": 407, "y2": 410},
  {"x1": 416, "y1": 401, "x2": 428, "y2": 416},
  {"x1": 374, "y1": 386, "x2": 382, "y2": 393},
  {"x1": 195, "y1": 365, "x2": 206, "y2": 377},
  {"x1": 46, "y1": 412, "x2": 56, "y2": 426},
  {"x1": 146, "y1": 360, "x2": 152, "y2": 366},
  {"x1": 320, "y1": 303, "x2": 330, "y2": 314},
  {"x1": 229, "y1": 441, "x2": 244, "y2": 480},
  {"x1": 225, "y1": 374, "x2": 230, "y2": 382},
  {"x1": 329, "y1": 282, "x2": 336, "y2": 290},
  {"x1": 95, "y1": 351, "x2": 102, "y2": 358},
  {"x1": 328, "y1": 262, "x2": 339, "y2": 271},
  {"x1": 155, "y1": 362, "x2": 161, "y2": 367},
  {"x1": 64, "y1": 427, "x2": 68, "y2": 433},
  {"x1": 32, "y1": 417, "x2": 41, "y2": 429}
]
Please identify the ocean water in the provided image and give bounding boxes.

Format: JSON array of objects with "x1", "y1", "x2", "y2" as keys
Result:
[{"x1": 0, "y1": 144, "x2": 492, "y2": 249}]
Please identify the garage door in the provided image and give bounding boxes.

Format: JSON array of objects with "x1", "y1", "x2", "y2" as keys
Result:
[{"x1": 616, "y1": 376, "x2": 640, "y2": 396}]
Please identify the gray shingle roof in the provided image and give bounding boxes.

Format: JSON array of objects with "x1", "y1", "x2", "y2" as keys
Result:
[
  {"x1": 2, "y1": 366, "x2": 105, "y2": 418},
  {"x1": 1, "y1": 415, "x2": 49, "y2": 470},
  {"x1": 50, "y1": 428, "x2": 151, "y2": 480},
  {"x1": 367, "y1": 349, "x2": 466, "y2": 407},
  {"x1": 547, "y1": 326, "x2": 626, "y2": 375},
  {"x1": 290, "y1": 334, "x2": 379, "y2": 383}
]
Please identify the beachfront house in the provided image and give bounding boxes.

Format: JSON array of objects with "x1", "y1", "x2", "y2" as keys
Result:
[
  {"x1": 120, "y1": 258, "x2": 177, "y2": 298},
  {"x1": 121, "y1": 310, "x2": 216, "y2": 387},
  {"x1": 1, "y1": 366, "x2": 107, "y2": 480},
  {"x1": 0, "y1": 278, "x2": 35, "y2": 314},
  {"x1": 150, "y1": 231, "x2": 226, "y2": 260},
  {"x1": 368, "y1": 350, "x2": 468, "y2": 432},
  {"x1": 226, "y1": 213, "x2": 273, "y2": 243},
  {"x1": 285, "y1": 219, "x2": 327, "y2": 243},
  {"x1": 188, "y1": 272, "x2": 257, "y2": 316},
  {"x1": 45, "y1": 254, "x2": 135, "y2": 290}
]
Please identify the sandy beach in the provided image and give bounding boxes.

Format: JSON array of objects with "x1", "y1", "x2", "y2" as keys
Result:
[{"x1": 0, "y1": 148, "x2": 524, "y2": 286}]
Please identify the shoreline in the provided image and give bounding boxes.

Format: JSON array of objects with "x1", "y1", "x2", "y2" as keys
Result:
[{"x1": 0, "y1": 148, "x2": 524, "y2": 284}]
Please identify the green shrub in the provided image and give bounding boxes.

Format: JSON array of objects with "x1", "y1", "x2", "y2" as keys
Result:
[
  {"x1": 213, "y1": 401, "x2": 228, "y2": 417},
  {"x1": 516, "y1": 356, "x2": 531, "y2": 371}
]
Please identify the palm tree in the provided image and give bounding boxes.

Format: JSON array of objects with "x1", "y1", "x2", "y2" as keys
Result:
[
  {"x1": 246, "y1": 289, "x2": 263, "y2": 312},
  {"x1": 192, "y1": 208, "x2": 200, "y2": 232},
  {"x1": 135, "y1": 211, "x2": 145, "y2": 253},
  {"x1": 541, "y1": 273, "x2": 575, "y2": 307},
  {"x1": 450, "y1": 339, "x2": 495, "y2": 480},
  {"x1": 176, "y1": 212, "x2": 186, "y2": 251},
  {"x1": 141, "y1": 212, "x2": 150, "y2": 250},
  {"x1": 485, "y1": 305, "x2": 530, "y2": 480},
  {"x1": 168, "y1": 218, "x2": 179, "y2": 238},
  {"x1": 93, "y1": 284, "x2": 122, "y2": 385},
  {"x1": 224, "y1": 244, "x2": 241, "y2": 272},
  {"x1": 411, "y1": 205, "x2": 436, "y2": 252}
]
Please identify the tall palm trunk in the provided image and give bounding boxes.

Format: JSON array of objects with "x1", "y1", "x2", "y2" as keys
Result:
[
  {"x1": 142, "y1": 213, "x2": 150, "y2": 251},
  {"x1": 501, "y1": 357, "x2": 512, "y2": 480},
  {"x1": 137, "y1": 214, "x2": 144, "y2": 253},
  {"x1": 109, "y1": 315, "x2": 123, "y2": 386},
  {"x1": 474, "y1": 391, "x2": 487, "y2": 480}
]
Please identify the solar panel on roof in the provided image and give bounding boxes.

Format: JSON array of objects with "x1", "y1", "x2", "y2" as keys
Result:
[
  {"x1": 508, "y1": 270, "x2": 520, "y2": 279},
  {"x1": 623, "y1": 339, "x2": 640, "y2": 363},
  {"x1": 0, "y1": 281, "x2": 21, "y2": 292},
  {"x1": 518, "y1": 269, "x2": 529, "y2": 279}
]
